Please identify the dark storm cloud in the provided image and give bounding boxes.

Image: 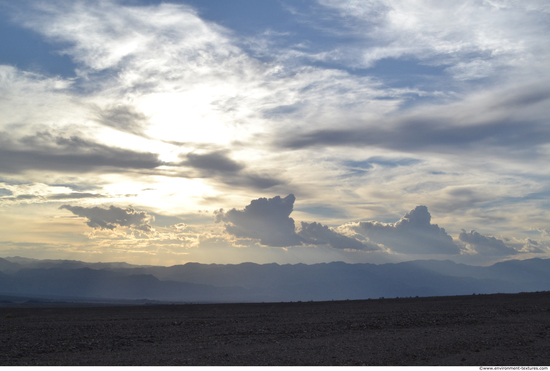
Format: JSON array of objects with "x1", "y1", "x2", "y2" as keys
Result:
[
  {"x1": 0, "y1": 131, "x2": 162, "y2": 174},
  {"x1": 180, "y1": 150, "x2": 284, "y2": 190},
  {"x1": 350, "y1": 206, "x2": 461, "y2": 254},
  {"x1": 459, "y1": 230, "x2": 518, "y2": 256},
  {"x1": 59, "y1": 204, "x2": 153, "y2": 232},
  {"x1": 298, "y1": 221, "x2": 376, "y2": 251},
  {"x1": 94, "y1": 104, "x2": 151, "y2": 137},
  {"x1": 216, "y1": 194, "x2": 303, "y2": 247}
]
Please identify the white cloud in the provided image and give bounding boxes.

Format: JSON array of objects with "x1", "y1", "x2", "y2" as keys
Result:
[
  {"x1": 317, "y1": 0, "x2": 550, "y2": 78},
  {"x1": 0, "y1": 65, "x2": 77, "y2": 134},
  {"x1": 18, "y1": 0, "x2": 230, "y2": 72},
  {"x1": 10, "y1": 0, "x2": 403, "y2": 147}
]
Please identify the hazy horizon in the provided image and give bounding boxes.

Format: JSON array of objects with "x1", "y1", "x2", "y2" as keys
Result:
[
  {"x1": 2, "y1": 255, "x2": 550, "y2": 303},
  {"x1": 1, "y1": 0, "x2": 550, "y2": 268}
]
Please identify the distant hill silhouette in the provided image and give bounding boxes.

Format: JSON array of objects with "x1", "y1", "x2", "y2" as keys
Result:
[{"x1": 1, "y1": 257, "x2": 549, "y2": 303}]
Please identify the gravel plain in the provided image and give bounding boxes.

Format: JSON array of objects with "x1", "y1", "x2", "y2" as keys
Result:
[{"x1": 1, "y1": 291, "x2": 550, "y2": 366}]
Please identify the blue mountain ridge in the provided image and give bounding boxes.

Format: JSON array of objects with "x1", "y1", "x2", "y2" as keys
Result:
[{"x1": 0, "y1": 257, "x2": 548, "y2": 303}]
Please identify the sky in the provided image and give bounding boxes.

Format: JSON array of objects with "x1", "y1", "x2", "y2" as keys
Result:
[{"x1": 1, "y1": 0, "x2": 549, "y2": 267}]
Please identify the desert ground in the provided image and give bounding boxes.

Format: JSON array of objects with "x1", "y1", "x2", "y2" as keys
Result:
[{"x1": 1, "y1": 291, "x2": 550, "y2": 366}]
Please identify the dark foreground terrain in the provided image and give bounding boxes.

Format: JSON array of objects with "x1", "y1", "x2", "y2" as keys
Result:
[{"x1": 1, "y1": 292, "x2": 550, "y2": 366}]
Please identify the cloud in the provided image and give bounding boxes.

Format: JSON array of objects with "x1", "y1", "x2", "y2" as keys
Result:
[
  {"x1": 2, "y1": 194, "x2": 39, "y2": 201},
  {"x1": 15, "y1": 0, "x2": 228, "y2": 72},
  {"x1": 216, "y1": 194, "x2": 303, "y2": 247},
  {"x1": 47, "y1": 193, "x2": 105, "y2": 200},
  {"x1": 521, "y1": 239, "x2": 545, "y2": 254},
  {"x1": 459, "y1": 230, "x2": 518, "y2": 256},
  {"x1": 0, "y1": 182, "x2": 108, "y2": 204},
  {"x1": 14, "y1": 0, "x2": 247, "y2": 101},
  {"x1": 298, "y1": 221, "x2": 376, "y2": 251},
  {"x1": 317, "y1": 0, "x2": 550, "y2": 77},
  {"x1": 183, "y1": 151, "x2": 244, "y2": 175},
  {"x1": 59, "y1": 204, "x2": 153, "y2": 232},
  {"x1": 180, "y1": 150, "x2": 283, "y2": 190},
  {"x1": 276, "y1": 82, "x2": 550, "y2": 159},
  {"x1": 0, "y1": 188, "x2": 13, "y2": 197},
  {"x1": 279, "y1": 111, "x2": 550, "y2": 154},
  {"x1": 0, "y1": 131, "x2": 163, "y2": 175},
  {"x1": 93, "y1": 104, "x2": 151, "y2": 138},
  {"x1": 348, "y1": 206, "x2": 461, "y2": 254},
  {"x1": 8, "y1": 1, "x2": 396, "y2": 133},
  {"x1": 234, "y1": 174, "x2": 283, "y2": 190},
  {"x1": 1, "y1": 0, "x2": 549, "y2": 267},
  {"x1": 216, "y1": 194, "x2": 378, "y2": 251}
]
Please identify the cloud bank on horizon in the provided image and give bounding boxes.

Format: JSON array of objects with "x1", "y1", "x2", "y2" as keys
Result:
[{"x1": 0, "y1": 0, "x2": 549, "y2": 266}]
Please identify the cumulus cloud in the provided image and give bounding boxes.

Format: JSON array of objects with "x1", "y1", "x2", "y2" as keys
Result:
[
  {"x1": 59, "y1": 204, "x2": 153, "y2": 232},
  {"x1": 348, "y1": 206, "x2": 461, "y2": 254},
  {"x1": 216, "y1": 194, "x2": 303, "y2": 247},
  {"x1": 216, "y1": 194, "x2": 376, "y2": 250},
  {"x1": 298, "y1": 221, "x2": 375, "y2": 251},
  {"x1": 459, "y1": 230, "x2": 518, "y2": 256},
  {"x1": 521, "y1": 239, "x2": 546, "y2": 254}
]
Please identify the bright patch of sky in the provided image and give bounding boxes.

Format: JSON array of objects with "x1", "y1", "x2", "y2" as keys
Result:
[{"x1": 0, "y1": 0, "x2": 549, "y2": 266}]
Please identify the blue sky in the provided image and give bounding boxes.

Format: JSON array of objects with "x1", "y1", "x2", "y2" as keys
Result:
[{"x1": 0, "y1": 0, "x2": 549, "y2": 266}]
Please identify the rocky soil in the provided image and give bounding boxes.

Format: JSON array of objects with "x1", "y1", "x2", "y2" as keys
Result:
[{"x1": 1, "y1": 291, "x2": 550, "y2": 366}]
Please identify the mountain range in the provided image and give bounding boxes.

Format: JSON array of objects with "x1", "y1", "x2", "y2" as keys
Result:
[{"x1": 1, "y1": 257, "x2": 549, "y2": 304}]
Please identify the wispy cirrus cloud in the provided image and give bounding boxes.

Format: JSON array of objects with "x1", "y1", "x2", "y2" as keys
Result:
[
  {"x1": 316, "y1": 0, "x2": 550, "y2": 78},
  {"x1": 459, "y1": 229, "x2": 518, "y2": 256}
]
